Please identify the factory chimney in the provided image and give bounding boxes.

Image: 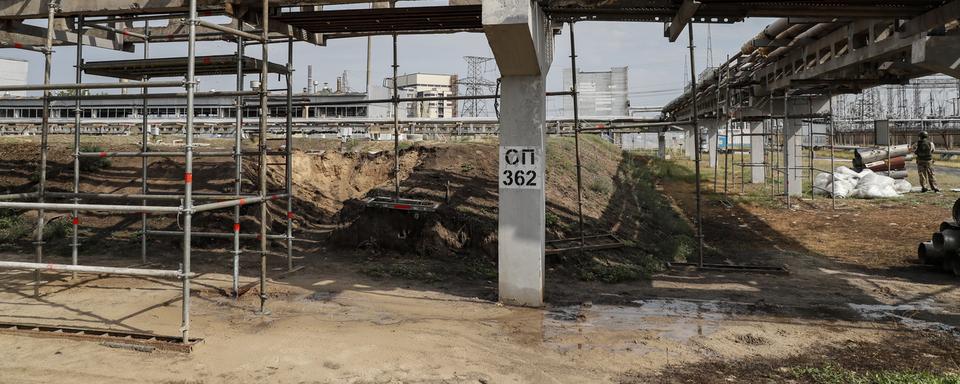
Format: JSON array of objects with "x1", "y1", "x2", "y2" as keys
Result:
[{"x1": 306, "y1": 65, "x2": 314, "y2": 94}]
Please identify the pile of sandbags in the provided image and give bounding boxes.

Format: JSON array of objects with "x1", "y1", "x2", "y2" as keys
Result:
[
  {"x1": 814, "y1": 166, "x2": 912, "y2": 199},
  {"x1": 853, "y1": 144, "x2": 912, "y2": 179}
]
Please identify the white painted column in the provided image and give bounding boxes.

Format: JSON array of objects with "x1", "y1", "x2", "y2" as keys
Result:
[
  {"x1": 749, "y1": 121, "x2": 765, "y2": 183},
  {"x1": 658, "y1": 130, "x2": 667, "y2": 159},
  {"x1": 484, "y1": 0, "x2": 553, "y2": 307},
  {"x1": 685, "y1": 127, "x2": 696, "y2": 160},
  {"x1": 783, "y1": 117, "x2": 803, "y2": 196},
  {"x1": 707, "y1": 120, "x2": 719, "y2": 168}
]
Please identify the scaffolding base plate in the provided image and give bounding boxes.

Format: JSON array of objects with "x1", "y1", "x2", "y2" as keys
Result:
[{"x1": 0, "y1": 321, "x2": 201, "y2": 353}]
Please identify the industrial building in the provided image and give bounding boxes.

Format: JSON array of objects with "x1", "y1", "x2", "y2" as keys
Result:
[
  {"x1": 392, "y1": 73, "x2": 458, "y2": 118},
  {"x1": 562, "y1": 66, "x2": 629, "y2": 117}
]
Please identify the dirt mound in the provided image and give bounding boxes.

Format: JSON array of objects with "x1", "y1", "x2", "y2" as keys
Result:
[{"x1": 0, "y1": 136, "x2": 694, "y2": 284}]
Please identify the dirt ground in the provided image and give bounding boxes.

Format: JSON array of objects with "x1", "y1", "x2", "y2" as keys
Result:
[{"x1": 0, "y1": 136, "x2": 958, "y2": 383}]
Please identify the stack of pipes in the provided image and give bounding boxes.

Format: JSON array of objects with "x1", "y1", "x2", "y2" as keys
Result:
[
  {"x1": 853, "y1": 144, "x2": 912, "y2": 179},
  {"x1": 918, "y1": 199, "x2": 960, "y2": 276}
]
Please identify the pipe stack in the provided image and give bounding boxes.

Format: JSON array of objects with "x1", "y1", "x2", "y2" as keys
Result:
[
  {"x1": 918, "y1": 198, "x2": 960, "y2": 276},
  {"x1": 854, "y1": 145, "x2": 911, "y2": 180}
]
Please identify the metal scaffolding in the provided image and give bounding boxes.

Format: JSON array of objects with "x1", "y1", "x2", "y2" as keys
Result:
[{"x1": 0, "y1": 1, "x2": 302, "y2": 344}]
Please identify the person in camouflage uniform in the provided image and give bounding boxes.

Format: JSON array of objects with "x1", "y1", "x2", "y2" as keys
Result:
[{"x1": 913, "y1": 131, "x2": 940, "y2": 193}]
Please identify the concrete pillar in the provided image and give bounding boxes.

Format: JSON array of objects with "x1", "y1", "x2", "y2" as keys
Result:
[
  {"x1": 483, "y1": 0, "x2": 553, "y2": 307},
  {"x1": 783, "y1": 117, "x2": 803, "y2": 197},
  {"x1": 749, "y1": 121, "x2": 765, "y2": 183},
  {"x1": 784, "y1": 96, "x2": 830, "y2": 197},
  {"x1": 685, "y1": 127, "x2": 696, "y2": 160},
  {"x1": 707, "y1": 120, "x2": 719, "y2": 168},
  {"x1": 657, "y1": 129, "x2": 667, "y2": 159}
]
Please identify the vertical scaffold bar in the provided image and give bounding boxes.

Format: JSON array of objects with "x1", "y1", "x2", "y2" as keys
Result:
[
  {"x1": 391, "y1": 0, "x2": 401, "y2": 201},
  {"x1": 141, "y1": 21, "x2": 151, "y2": 264},
  {"x1": 35, "y1": 1, "x2": 56, "y2": 296},
  {"x1": 181, "y1": 0, "x2": 198, "y2": 344},
  {"x1": 784, "y1": 91, "x2": 790, "y2": 207},
  {"x1": 687, "y1": 25, "x2": 704, "y2": 268},
  {"x1": 569, "y1": 22, "x2": 585, "y2": 252},
  {"x1": 258, "y1": 0, "x2": 270, "y2": 314},
  {"x1": 829, "y1": 92, "x2": 837, "y2": 210},
  {"x1": 285, "y1": 37, "x2": 294, "y2": 271},
  {"x1": 71, "y1": 16, "x2": 83, "y2": 280},
  {"x1": 233, "y1": 24, "x2": 245, "y2": 298}
]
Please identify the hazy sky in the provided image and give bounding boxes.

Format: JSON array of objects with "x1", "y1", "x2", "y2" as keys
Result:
[{"x1": 2, "y1": 16, "x2": 774, "y2": 115}]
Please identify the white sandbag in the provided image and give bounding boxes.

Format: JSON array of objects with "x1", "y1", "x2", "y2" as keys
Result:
[
  {"x1": 852, "y1": 183, "x2": 900, "y2": 199},
  {"x1": 855, "y1": 168, "x2": 875, "y2": 179},
  {"x1": 859, "y1": 172, "x2": 895, "y2": 188},
  {"x1": 835, "y1": 179, "x2": 857, "y2": 198},
  {"x1": 835, "y1": 166, "x2": 859, "y2": 178},
  {"x1": 893, "y1": 179, "x2": 913, "y2": 193},
  {"x1": 814, "y1": 173, "x2": 833, "y2": 194}
]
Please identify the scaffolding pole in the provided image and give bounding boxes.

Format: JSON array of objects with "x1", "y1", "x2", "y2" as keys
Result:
[
  {"x1": 71, "y1": 15, "x2": 83, "y2": 280},
  {"x1": 569, "y1": 22, "x2": 585, "y2": 253},
  {"x1": 34, "y1": 0, "x2": 56, "y2": 296},
  {"x1": 181, "y1": 0, "x2": 198, "y2": 344},
  {"x1": 392, "y1": 0, "x2": 401, "y2": 201},
  {"x1": 687, "y1": 25, "x2": 704, "y2": 268},
  {"x1": 285, "y1": 37, "x2": 295, "y2": 272},
  {"x1": 141, "y1": 21, "x2": 151, "y2": 265},
  {"x1": 233, "y1": 23, "x2": 245, "y2": 298},
  {"x1": 258, "y1": 0, "x2": 270, "y2": 315}
]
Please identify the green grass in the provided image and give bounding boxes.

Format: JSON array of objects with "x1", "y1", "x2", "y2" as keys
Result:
[
  {"x1": 79, "y1": 145, "x2": 111, "y2": 172},
  {"x1": 0, "y1": 208, "x2": 30, "y2": 244},
  {"x1": 792, "y1": 364, "x2": 960, "y2": 384}
]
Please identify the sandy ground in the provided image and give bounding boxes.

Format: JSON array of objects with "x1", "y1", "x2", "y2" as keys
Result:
[{"x1": 0, "y1": 251, "x2": 957, "y2": 384}]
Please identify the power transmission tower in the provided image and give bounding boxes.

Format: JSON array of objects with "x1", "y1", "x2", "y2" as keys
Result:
[{"x1": 459, "y1": 56, "x2": 496, "y2": 117}]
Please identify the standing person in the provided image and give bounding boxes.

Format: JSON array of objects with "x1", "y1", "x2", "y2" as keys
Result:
[{"x1": 913, "y1": 131, "x2": 940, "y2": 193}]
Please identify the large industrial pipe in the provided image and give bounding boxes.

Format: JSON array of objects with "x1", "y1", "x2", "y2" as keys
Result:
[
  {"x1": 939, "y1": 221, "x2": 960, "y2": 233},
  {"x1": 740, "y1": 19, "x2": 790, "y2": 55},
  {"x1": 918, "y1": 241, "x2": 945, "y2": 266},
  {"x1": 865, "y1": 156, "x2": 908, "y2": 172},
  {"x1": 767, "y1": 22, "x2": 843, "y2": 62},
  {"x1": 854, "y1": 145, "x2": 911, "y2": 168},
  {"x1": 932, "y1": 228, "x2": 960, "y2": 252}
]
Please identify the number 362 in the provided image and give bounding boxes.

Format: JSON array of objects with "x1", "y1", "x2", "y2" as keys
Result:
[{"x1": 502, "y1": 170, "x2": 537, "y2": 186}]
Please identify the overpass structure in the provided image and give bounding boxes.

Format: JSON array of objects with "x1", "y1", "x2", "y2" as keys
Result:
[
  {"x1": 661, "y1": 0, "x2": 960, "y2": 199},
  {"x1": 1, "y1": 0, "x2": 959, "y2": 346}
]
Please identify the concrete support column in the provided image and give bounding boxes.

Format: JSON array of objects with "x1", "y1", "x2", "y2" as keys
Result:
[
  {"x1": 783, "y1": 117, "x2": 803, "y2": 197},
  {"x1": 784, "y1": 96, "x2": 830, "y2": 197},
  {"x1": 706, "y1": 120, "x2": 719, "y2": 168},
  {"x1": 684, "y1": 127, "x2": 696, "y2": 160},
  {"x1": 749, "y1": 121, "x2": 765, "y2": 183},
  {"x1": 657, "y1": 129, "x2": 667, "y2": 159},
  {"x1": 484, "y1": 0, "x2": 553, "y2": 307}
]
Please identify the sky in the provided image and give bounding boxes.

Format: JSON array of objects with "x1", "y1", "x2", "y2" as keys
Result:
[{"x1": 2, "y1": 15, "x2": 774, "y2": 116}]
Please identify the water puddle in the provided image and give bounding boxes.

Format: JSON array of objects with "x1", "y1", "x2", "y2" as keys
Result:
[
  {"x1": 543, "y1": 299, "x2": 731, "y2": 355},
  {"x1": 848, "y1": 300, "x2": 958, "y2": 334}
]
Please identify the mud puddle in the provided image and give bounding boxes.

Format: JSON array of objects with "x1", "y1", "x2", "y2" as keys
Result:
[{"x1": 543, "y1": 299, "x2": 730, "y2": 355}]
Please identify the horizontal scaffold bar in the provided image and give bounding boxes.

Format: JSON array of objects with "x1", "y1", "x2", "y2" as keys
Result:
[
  {"x1": 76, "y1": 151, "x2": 287, "y2": 158},
  {"x1": 0, "y1": 202, "x2": 180, "y2": 213},
  {"x1": 0, "y1": 261, "x2": 191, "y2": 279},
  {"x1": 0, "y1": 81, "x2": 185, "y2": 92},
  {"x1": 191, "y1": 194, "x2": 288, "y2": 213},
  {"x1": 146, "y1": 230, "x2": 287, "y2": 240},
  {"x1": 45, "y1": 192, "x2": 259, "y2": 202}
]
